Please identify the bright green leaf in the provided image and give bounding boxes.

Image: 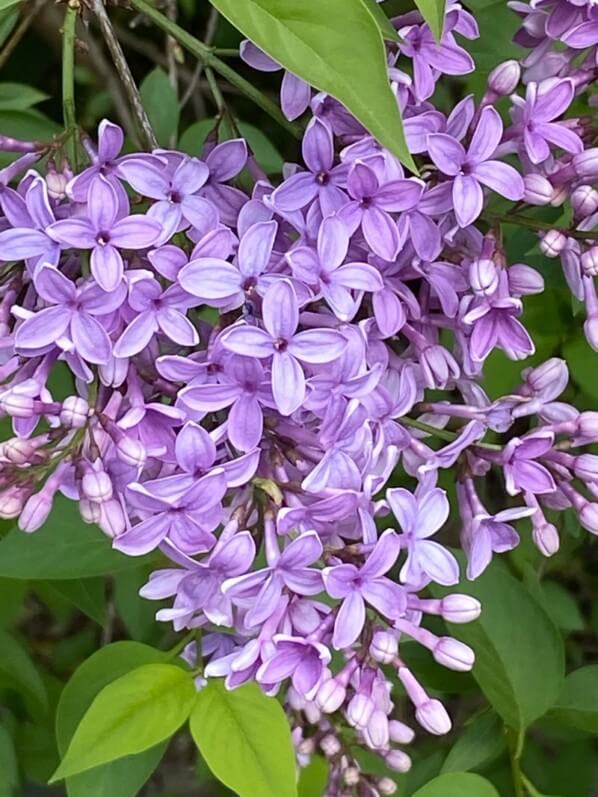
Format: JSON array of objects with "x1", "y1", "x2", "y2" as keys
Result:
[
  {"x1": 0, "y1": 0, "x2": 21, "y2": 10},
  {"x1": 0, "y1": 496, "x2": 153, "y2": 579},
  {"x1": 0, "y1": 629, "x2": 47, "y2": 717},
  {"x1": 208, "y1": 0, "x2": 417, "y2": 171},
  {"x1": 140, "y1": 67, "x2": 179, "y2": 147},
  {"x1": 441, "y1": 711, "x2": 506, "y2": 773},
  {"x1": 52, "y1": 663, "x2": 195, "y2": 781},
  {"x1": 178, "y1": 119, "x2": 217, "y2": 155},
  {"x1": 414, "y1": 0, "x2": 445, "y2": 40},
  {"x1": 547, "y1": 666, "x2": 598, "y2": 734},
  {"x1": 298, "y1": 755, "x2": 328, "y2": 797},
  {"x1": 0, "y1": 7, "x2": 19, "y2": 49},
  {"x1": 412, "y1": 772, "x2": 500, "y2": 797},
  {"x1": 56, "y1": 642, "x2": 168, "y2": 797},
  {"x1": 190, "y1": 679, "x2": 297, "y2": 797},
  {"x1": 431, "y1": 562, "x2": 565, "y2": 731},
  {"x1": 361, "y1": 0, "x2": 401, "y2": 42}
]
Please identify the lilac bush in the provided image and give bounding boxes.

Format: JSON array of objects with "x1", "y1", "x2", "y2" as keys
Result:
[{"x1": 0, "y1": 0, "x2": 597, "y2": 794}]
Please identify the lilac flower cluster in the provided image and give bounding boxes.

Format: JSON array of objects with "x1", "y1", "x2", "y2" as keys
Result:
[{"x1": 0, "y1": 0, "x2": 597, "y2": 792}]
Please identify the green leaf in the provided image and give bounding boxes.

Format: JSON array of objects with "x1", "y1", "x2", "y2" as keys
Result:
[
  {"x1": 56, "y1": 642, "x2": 169, "y2": 797},
  {"x1": 114, "y1": 566, "x2": 160, "y2": 642},
  {"x1": 140, "y1": 67, "x2": 180, "y2": 147},
  {"x1": 190, "y1": 679, "x2": 297, "y2": 797},
  {"x1": 0, "y1": 629, "x2": 47, "y2": 717},
  {"x1": 0, "y1": 83, "x2": 48, "y2": 110},
  {"x1": 43, "y1": 578, "x2": 105, "y2": 625},
  {"x1": 0, "y1": 724, "x2": 18, "y2": 797},
  {"x1": 208, "y1": 0, "x2": 417, "y2": 171},
  {"x1": 537, "y1": 581, "x2": 584, "y2": 634},
  {"x1": 414, "y1": 0, "x2": 445, "y2": 40},
  {"x1": 361, "y1": 0, "x2": 401, "y2": 42},
  {"x1": 547, "y1": 666, "x2": 598, "y2": 734},
  {"x1": 298, "y1": 756, "x2": 328, "y2": 797},
  {"x1": 0, "y1": 110, "x2": 60, "y2": 168},
  {"x1": 412, "y1": 772, "x2": 500, "y2": 797},
  {"x1": 0, "y1": 7, "x2": 19, "y2": 49},
  {"x1": 431, "y1": 562, "x2": 565, "y2": 731},
  {"x1": 0, "y1": 496, "x2": 153, "y2": 579},
  {"x1": 178, "y1": 119, "x2": 217, "y2": 155},
  {"x1": 237, "y1": 122, "x2": 284, "y2": 174},
  {"x1": 52, "y1": 663, "x2": 195, "y2": 781},
  {"x1": 0, "y1": 0, "x2": 21, "y2": 9},
  {"x1": 563, "y1": 336, "x2": 598, "y2": 400},
  {"x1": 441, "y1": 711, "x2": 506, "y2": 773}
]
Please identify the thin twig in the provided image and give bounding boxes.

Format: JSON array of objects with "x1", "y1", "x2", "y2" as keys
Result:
[
  {"x1": 485, "y1": 211, "x2": 598, "y2": 241},
  {"x1": 127, "y1": 0, "x2": 302, "y2": 139},
  {"x1": 90, "y1": 0, "x2": 158, "y2": 150},
  {"x1": 179, "y1": 5, "x2": 219, "y2": 111},
  {"x1": 0, "y1": 0, "x2": 45, "y2": 71},
  {"x1": 62, "y1": 1, "x2": 79, "y2": 171}
]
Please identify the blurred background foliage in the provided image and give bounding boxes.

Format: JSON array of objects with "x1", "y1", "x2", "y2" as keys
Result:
[{"x1": 0, "y1": 0, "x2": 596, "y2": 795}]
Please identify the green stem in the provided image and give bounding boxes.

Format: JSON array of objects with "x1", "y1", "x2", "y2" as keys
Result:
[
  {"x1": 62, "y1": 1, "x2": 79, "y2": 171},
  {"x1": 521, "y1": 772, "x2": 544, "y2": 797},
  {"x1": 127, "y1": 0, "x2": 302, "y2": 139},
  {"x1": 485, "y1": 211, "x2": 598, "y2": 241},
  {"x1": 508, "y1": 728, "x2": 526, "y2": 797},
  {"x1": 205, "y1": 66, "x2": 225, "y2": 114},
  {"x1": 400, "y1": 415, "x2": 502, "y2": 451},
  {"x1": 165, "y1": 629, "x2": 195, "y2": 660}
]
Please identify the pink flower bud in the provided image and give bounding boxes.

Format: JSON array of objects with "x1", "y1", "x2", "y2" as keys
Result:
[
  {"x1": 415, "y1": 698, "x2": 452, "y2": 735},
  {"x1": 388, "y1": 719, "x2": 415, "y2": 745},
  {"x1": 581, "y1": 246, "x2": 598, "y2": 277},
  {"x1": 347, "y1": 693, "x2": 374, "y2": 730},
  {"x1": 508, "y1": 264, "x2": 544, "y2": 295},
  {"x1": 81, "y1": 471, "x2": 113, "y2": 503},
  {"x1": 0, "y1": 392, "x2": 34, "y2": 418},
  {"x1": 440, "y1": 594, "x2": 482, "y2": 623},
  {"x1": 3, "y1": 437, "x2": 38, "y2": 465},
  {"x1": 320, "y1": 734, "x2": 341, "y2": 757},
  {"x1": 46, "y1": 170, "x2": 68, "y2": 200},
  {"x1": 469, "y1": 259, "x2": 498, "y2": 296},
  {"x1": 79, "y1": 497, "x2": 102, "y2": 524},
  {"x1": 384, "y1": 749, "x2": 412, "y2": 773},
  {"x1": 0, "y1": 486, "x2": 29, "y2": 519},
  {"x1": 60, "y1": 396, "x2": 89, "y2": 428},
  {"x1": 99, "y1": 498, "x2": 126, "y2": 537},
  {"x1": 18, "y1": 491, "x2": 53, "y2": 533},
  {"x1": 539, "y1": 230, "x2": 568, "y2": 257},
  {"x1": 488, "y1": 59, "x2": 520, "y2": 95},
  {"x1": 369, "y1": 630, "x2": 398, "y2": 664},
  {"x1": 377, "y1": 777, "x2": 398, "y2": 795},
  {"x1": 316, "y1": 678, "x2": 346, "y2": 713},
  {"x1": 433, "y1": 637, "x2": 475, "y2": 671},
  {"x1": 571, "y1": 185, "x2": 598, "y2": 218},
  {"x1": 297, "y1": 738, "x2": 315, "y2": 755},
  {"x1": 523, "y1": 173, "x2": 553, "y2": 205}
]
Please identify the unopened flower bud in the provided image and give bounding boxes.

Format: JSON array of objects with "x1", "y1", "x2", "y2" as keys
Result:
[
  {"x1": 440, "y1": 594, "x2": 482, "y2": 623},
  {"x1": 579, "y1": 502, "x2": 598, "y2": 534},
  {"x1": 526, "y1": 357, "x2": 568, "y2": 395},
  {"x1": 581, "y1": 246, "x2": 598, "y2": 277},
  {"x1": 297, "y1": 738, "x2": 315, "y2": 755},
  {"x1": 81, "y1": 470, "x2": 113, "y2": 503},
  {"x1": 0, "y1": 392, "x2": 34, "y2": 418},
  {"x1": 574, "y1": 454, "x2": 598, "y2": 482},
  {"x1": 18, "y1": 491, "x2": 53, "y2": 533},
  {"x1": 99, "y1": 357, "x2": 128, "y2": 388},
  {"x1": 384, "y1": 749, "x2": 412, "y2": 773},
  {"x1": 574, "y1": 148, "x2": 598, "y2": 180},
  {"x1": 287, "y1": 686, "x2": 306, "y2": 711},
  {"x1": 388, "y1": 719, "x2": 415, "y2": 745},
  {"x1": 347, "y1": 693, "x2": 374, "y2": 730},
  {"x1": 3, "y1": 437, "x2": 38, "y2": 465},
  {"x1": 46, "y1": 169, "x2": 68, "y2": 200},
  {"x1": 303, "y1": 702, "x2": 321, "y2": 724},
  {"x1": 577, "y1": 411, "x2": 598, "y2": 439},
  {"x1": 433, "y1": 637, "x2": 475, "y2": 671},
  {"x1": 571, "y1": 185, "x2": 598, "y2": 218},
  {"x1": 584, "y1": 315, "x2": 598, "y2": 351},
  {"x1": 415, "y1": 699, "x2": 452, "y2": 735},
  {"x1": 343, "y1": 766, "x2": 360, "y2": 786},
  {"x1": 79, "y1": 497, "x2": 102, "y2": 524},
  {"x1": 367, "y1": 709, "x2": 390, "y2": 748},
  {"x1": 377, "y1": 777, "x2": 398, "y2": 795},
  {"x1": 99, "y1": 498, "x2": 126, "y2": 537},
  {"x1": 0, "y1": 486, "x2": 29, "y2": 519},
  {"x1": 540, "y1": 230, "x2": 568, "y2": 257},
  {"x1": 60, "y1": 396, "x2": 89, "y2": 428},
  {"x1": 532, "y1": 520, "x2": 560, "y2": 556},
  {"x1": 116, "y1": 434, "x2": 146, "y2": 468},
  {"x1": 370, "y1": 630, "x2": 398, "y2": 664},
  {"x1": 469, "y1": 259, "x2": 498, "y2": 296},
  {"x1": 508, "y1": 264, "x2": 544, "y2": 295},
  {"x1": 488, "y1": 59, "x2": 520, "y2": 95},
  {"x1": 316, "y1": 678, "x2": 346, "y2": 713},
  {"x1": 523, "y1": 173, "x2": 553, "y2": 205},
  {"x1": 320, "y1": 734, "x2": 341, "y2": 757}
]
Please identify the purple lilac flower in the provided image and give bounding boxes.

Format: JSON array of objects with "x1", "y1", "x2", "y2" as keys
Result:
[{"x1": 240, "y1": 40, "x2": 310, "y2": 121}]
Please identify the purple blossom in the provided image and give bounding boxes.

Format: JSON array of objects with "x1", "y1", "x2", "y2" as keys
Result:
[{"x1": 503, "y1": 430, "x2": 557, "y2": 495}]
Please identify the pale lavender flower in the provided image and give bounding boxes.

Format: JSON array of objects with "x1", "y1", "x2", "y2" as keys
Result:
[
  {"x1": 503, "y1": 430, "x2": 556, "y2": 495},
  {"x1": 240, "y1": 40, "x2": 310, "y2": 121}
]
